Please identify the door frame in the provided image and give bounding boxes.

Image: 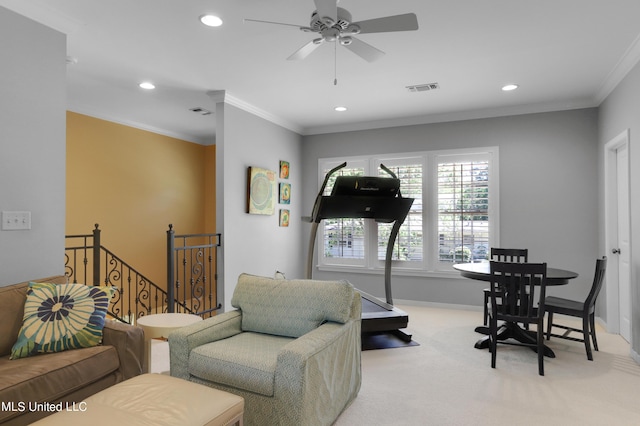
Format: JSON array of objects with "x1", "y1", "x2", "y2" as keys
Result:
[{"x1": 604, "y1": 129, "x2": 631, "y2": 335}]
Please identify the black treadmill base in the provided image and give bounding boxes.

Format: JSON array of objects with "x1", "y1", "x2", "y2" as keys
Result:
[
  {"x1": 359, "y1": 291, "x2": 411, "y2": 341},
  {"x1": 361, "y1": 331, "x2": 419, "y2": 350}
]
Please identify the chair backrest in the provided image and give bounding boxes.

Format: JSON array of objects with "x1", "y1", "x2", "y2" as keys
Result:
[
  {"x1": 489, "y1": 261, "x2": 547, "y2": 322},
  {"x1": 231, "y1": 273, "x2": 356, "y2": 338},
  {"x1": 491, "y1": 247, "x2": 528, "y2": 263},
  {"x1": 585, "y1": 256, "x2": 607, "y2": 310}
]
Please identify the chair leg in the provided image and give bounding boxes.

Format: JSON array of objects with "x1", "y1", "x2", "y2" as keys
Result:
[
  {"x1": 589, "y1": 313, "x2": 599, "y2": 352},
  {"x1": 489, "y1": 316, "x2": 497, "y2": 369},
  {"x1": 537, "y1": 319, "x2": 545, "y2": 376},
  {"x1": 583, "y1": 315, "x2": 593, "y2": 361},
  {"x1": 546, "y1": 311, "x2": 554, "y2": 340},
  {"x1": 483, "y1": 290, "x2": 489, "y2": 326}
]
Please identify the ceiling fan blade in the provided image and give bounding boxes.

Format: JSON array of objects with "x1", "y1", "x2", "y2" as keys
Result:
[
  {"x1": 353, "y1": 13, "x2": 419, "y2": 34},
  {"x1": 342, "y1": 37, "x2": 385, "y2": 62},
  {"x1": 287, "y1": 39, "x2": 324, "y2": 60},
  {"x1": 314, "y1": 0, "x2": 337, "y2": 24},
  {"x1": 244, "y1": 18, "x2": 308, "y2": 29}
]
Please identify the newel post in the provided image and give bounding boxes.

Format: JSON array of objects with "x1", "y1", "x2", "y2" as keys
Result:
[
  {"x1": 92, "y1": 224, "x2": 101, "y2": 286},
  {"x1": 167, "y1": 224, "x2": 175, "y2": 313}
]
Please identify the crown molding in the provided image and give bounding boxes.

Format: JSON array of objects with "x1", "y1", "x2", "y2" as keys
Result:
[
  {"x1": 301, "y1": 99, "x2": 598, "y2": 136},
  {"x1": 207, "y1": 90, "x2": 303, "y2": 135},
  {"x1": 0, "y1": 0, "x2": 83, "y2": 34},
  {"x1": 67, "y1": 104, "x2": 210, "y2": 145},
  {"x1": 595, "y1": 32, "x2": 640, "y2": 104}
]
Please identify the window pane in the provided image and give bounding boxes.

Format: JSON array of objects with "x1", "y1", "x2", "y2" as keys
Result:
[
  {"x1": 378, "y1": 164, "x2": 423, "y2": 261},
  {"x1": 322, "y1": 166, "x2": 364, "y2": 195},
  {"x1": 322, "y1": 166, "x2": 365, "y2": 260},
  {"x1": 324, "y1": 218, "x2": 365, "y2": 259},
  {"x1": 437, "y1": 160, "x2": 489, "y2": 263}
]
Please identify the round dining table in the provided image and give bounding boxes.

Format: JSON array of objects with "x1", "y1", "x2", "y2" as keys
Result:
[
  {"x1": 453, "y1": 262, "x2": 579, "y2": 357},
  {"x1": 453, "y1": 262, "x2": 578, "y2": 284}
]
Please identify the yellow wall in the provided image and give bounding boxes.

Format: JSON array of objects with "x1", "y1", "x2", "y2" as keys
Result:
[{"x1": 66, "y1": 112, "x2": 215, "y2": 289}]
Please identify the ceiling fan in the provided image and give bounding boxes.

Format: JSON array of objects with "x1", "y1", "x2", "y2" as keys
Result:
[{"x1": 245, "y1": 0, "x2": 419, "y2": 63}]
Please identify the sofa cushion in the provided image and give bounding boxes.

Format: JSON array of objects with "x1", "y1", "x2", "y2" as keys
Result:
[
  {"x1": 0, "y1": 276, "x2": 67, "y2": 357},
  {"x1": 11, "y1": 282, "x2": 115, "y2": 359},
  {"x1": 231, "y1": 273, "x2": 355, "y2": 338},
  {"x1": 189, "y1": 332, "x2": 293, "y2": 396},
  {"x1": 0, "y1": 345, "x2": 120, "y2": 423}
]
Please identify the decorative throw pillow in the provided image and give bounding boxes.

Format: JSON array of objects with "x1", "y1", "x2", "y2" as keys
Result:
[{"x1": 10, "y1": 282, "x2": 115, "y2": 359}]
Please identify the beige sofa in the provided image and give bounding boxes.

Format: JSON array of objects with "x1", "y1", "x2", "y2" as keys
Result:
[{"x1": 0, "y1": 276, "x2": 145, "y2": 425}]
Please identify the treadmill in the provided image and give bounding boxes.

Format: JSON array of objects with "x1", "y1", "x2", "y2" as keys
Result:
[{"x1": 305, "y1": 162, "x2": 414, "y2": 342}]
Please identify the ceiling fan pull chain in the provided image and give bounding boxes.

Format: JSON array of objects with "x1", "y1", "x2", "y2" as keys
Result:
[{"x1": 334, "y1": 41, "x2": 338, "y2": 85}]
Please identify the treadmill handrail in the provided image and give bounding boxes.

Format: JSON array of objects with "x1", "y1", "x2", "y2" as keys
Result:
[
  {"x1": 310, "y1": 162, "x2": 346, "y2": 222},
  {"x1": 380, "y1": 163, "x2": 401, "y2": 197}
]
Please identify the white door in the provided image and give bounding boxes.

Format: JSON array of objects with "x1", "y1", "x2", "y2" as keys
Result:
[
  {"x1": 604, "y1": 130, "x2": 631, "y2": 342},
  {"x1": 616, "y1": 144, "x2": 631, "y2": 342}
]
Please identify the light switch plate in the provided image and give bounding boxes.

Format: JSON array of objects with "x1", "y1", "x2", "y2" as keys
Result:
[{"x1": 2, "y1": 211, "x2": 31, "y2": 230}]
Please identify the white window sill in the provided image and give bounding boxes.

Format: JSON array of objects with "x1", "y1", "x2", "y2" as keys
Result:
[{"x1": 316, "y1": 264, "x2": 462, "y2": 279}]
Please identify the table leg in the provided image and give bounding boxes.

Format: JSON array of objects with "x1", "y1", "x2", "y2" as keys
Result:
[{"x1": 474, "y1": 322, "x2": 555, "y2": 358}]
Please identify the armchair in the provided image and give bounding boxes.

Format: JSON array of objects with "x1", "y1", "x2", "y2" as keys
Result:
[{"x1": 169, "y1": 273, "x2": 362, "y2": 426}]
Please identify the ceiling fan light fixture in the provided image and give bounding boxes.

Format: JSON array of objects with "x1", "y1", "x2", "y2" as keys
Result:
[
  {"x1": 502, "y1": 84, "x2": 519, "y2": 91},
  {"x1": 321, "y1": 17, "x2": 335, "y2": 27},
  {"x1": 139, "y1": 81, "x2": 155, "y2": 90},
  {"x1": 340, "y1": 36, "x2": 353, "y2": 46},
  {"x1": 345, "y1": 24, "x2": 361, "y2": 35},
  {"x1": 334, "y1": 106, "x2": 347, "y2": 112},
  {"x1": 200, "y1": 14, "x2": 223, "y2": 27}
]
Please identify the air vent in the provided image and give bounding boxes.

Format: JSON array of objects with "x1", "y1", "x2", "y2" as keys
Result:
[
  {"x1": 189, "y1": 107, "x2": 212, "y2": 116},
  {"x1": 406, "y1": 83, "x2": 440, "y2": 92}
]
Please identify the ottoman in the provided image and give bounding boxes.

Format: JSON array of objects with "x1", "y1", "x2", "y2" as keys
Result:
[{"x1": 31, "y1": 373, "x2": 244, "y2": 426}]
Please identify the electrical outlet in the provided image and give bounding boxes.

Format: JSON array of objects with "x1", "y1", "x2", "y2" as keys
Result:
[{"x1": 2, "y1": 211, "x2": 31, "y2": 230}]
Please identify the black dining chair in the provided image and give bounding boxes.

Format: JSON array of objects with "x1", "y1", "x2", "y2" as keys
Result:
[
  {"x1": 544, "y1": 256, "x2": 607, "y2": 361},
  {"x1": 489, "y1": 261, "x2": 548, "y2": 376},
  {"x1": 482, "y1": 248, "x2": 529, "y2": 325}
]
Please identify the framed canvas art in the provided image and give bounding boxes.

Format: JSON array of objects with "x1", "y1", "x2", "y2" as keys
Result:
[
  {"x1": 279, "y1": 182, "x2": 291, "y2": 204},
  {"x1": 247, "y1": 167, "x2": 276, "y2": 215},
  {"x1": 279, "y1": 160, "x2": 290, "y2": 179},
  {"x1": 279, "y1": 209, "x2": 290, "y2": 227}
]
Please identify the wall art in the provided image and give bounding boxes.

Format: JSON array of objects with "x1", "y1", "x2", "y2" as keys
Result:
[
  {"x1": 279, "y1": 182, "x2": 291, "y2": 204},
  {"x1": 247, "y1": 166, "x2": 276, "y2": 215},
  {"x1": 279, "y1": 160, "x2": 290, "y2": 179},
  {"x1": 279, "y1": 209, "x2": 290, "y2": 227}
]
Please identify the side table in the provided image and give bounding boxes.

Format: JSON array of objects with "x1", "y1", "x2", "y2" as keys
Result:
[{"x1": 136, "y1": 312, "x2": 202, "y2": 373}]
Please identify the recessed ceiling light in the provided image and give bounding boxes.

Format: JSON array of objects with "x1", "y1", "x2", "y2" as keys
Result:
[
  {"x1": 200, "y1": 14, "x2": 223, "y2": 27},
  {"x1": 502, "y1": 84, "x2": 519, "y2": 91},
  {"x1": 334, "y1": 106, "x2": 347, "y2": 112},
  {"x1": 139, "y1": 82, "x2": 155, "y2": 90}
]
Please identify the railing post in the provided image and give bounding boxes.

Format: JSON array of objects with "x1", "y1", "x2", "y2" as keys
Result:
[
  {"x1": 92, "y1": 224, "x2": 101, "y2": 286},
  {"x1": 167, "y1": 224, "x2": 175, "y2": 313}
]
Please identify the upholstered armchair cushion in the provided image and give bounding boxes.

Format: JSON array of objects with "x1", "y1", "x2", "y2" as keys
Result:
[
  {"x1": 231, "y1": 273, "x2": 355, "y2": 338},
  {"x1": 170, "y1": 274, "x2": 362, "y2": 426}
]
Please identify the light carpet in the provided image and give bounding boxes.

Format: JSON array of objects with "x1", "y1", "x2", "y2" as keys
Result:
[{"x1": 151, "y1": 304, "x2": 640, "y2": 425}]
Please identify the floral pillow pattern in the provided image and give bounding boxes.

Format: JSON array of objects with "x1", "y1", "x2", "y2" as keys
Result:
[{"x1": 10, "y1": 282, "x2": 114, "y2": 359}]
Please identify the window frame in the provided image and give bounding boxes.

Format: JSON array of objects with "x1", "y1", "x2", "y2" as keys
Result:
[{"x1": 316, "y1": 147, "x2": 499, "y2": 277}]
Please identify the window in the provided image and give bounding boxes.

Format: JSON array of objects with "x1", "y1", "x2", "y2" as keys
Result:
[
  {"x1": 375, "y1": 161, "x2": 423, "y2": 263},
  {"x1": 321, "y1": 161, "x2": 366, "y2": 265},
  {"x1": 317, "y1": 148, "x2": 498, "y2": 275},
  {"x1": 436, "y1": 153, "x2": 491, "y2": 266}
]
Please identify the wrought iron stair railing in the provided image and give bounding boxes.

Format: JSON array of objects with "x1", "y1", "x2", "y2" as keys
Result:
[{"x1": 65, "y1": 224, "x2": 221, "y2": 324}]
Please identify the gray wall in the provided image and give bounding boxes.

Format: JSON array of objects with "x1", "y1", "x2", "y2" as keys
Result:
[
  {"x1": 216, "y1": 103, "x2": 303, "y2": 309},
  {"x1": 598, "y1": 61, "x2": 640, "y2": 358},
  {"x1": 301, "y1": 109, "x2": 599, "y2": 306},
  {"x1": 0, "y1": 7, "x2": 66, "y2": 285}
]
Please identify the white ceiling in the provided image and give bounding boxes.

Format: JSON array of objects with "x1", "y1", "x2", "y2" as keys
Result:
[{"x1": 3, "y1": 0, "x2": 640, "y2": 145}]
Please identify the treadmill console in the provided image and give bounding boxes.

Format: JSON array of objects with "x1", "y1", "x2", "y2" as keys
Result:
[{"x1": 330, "y1": 176, "x2": 400, "y2": 197}]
